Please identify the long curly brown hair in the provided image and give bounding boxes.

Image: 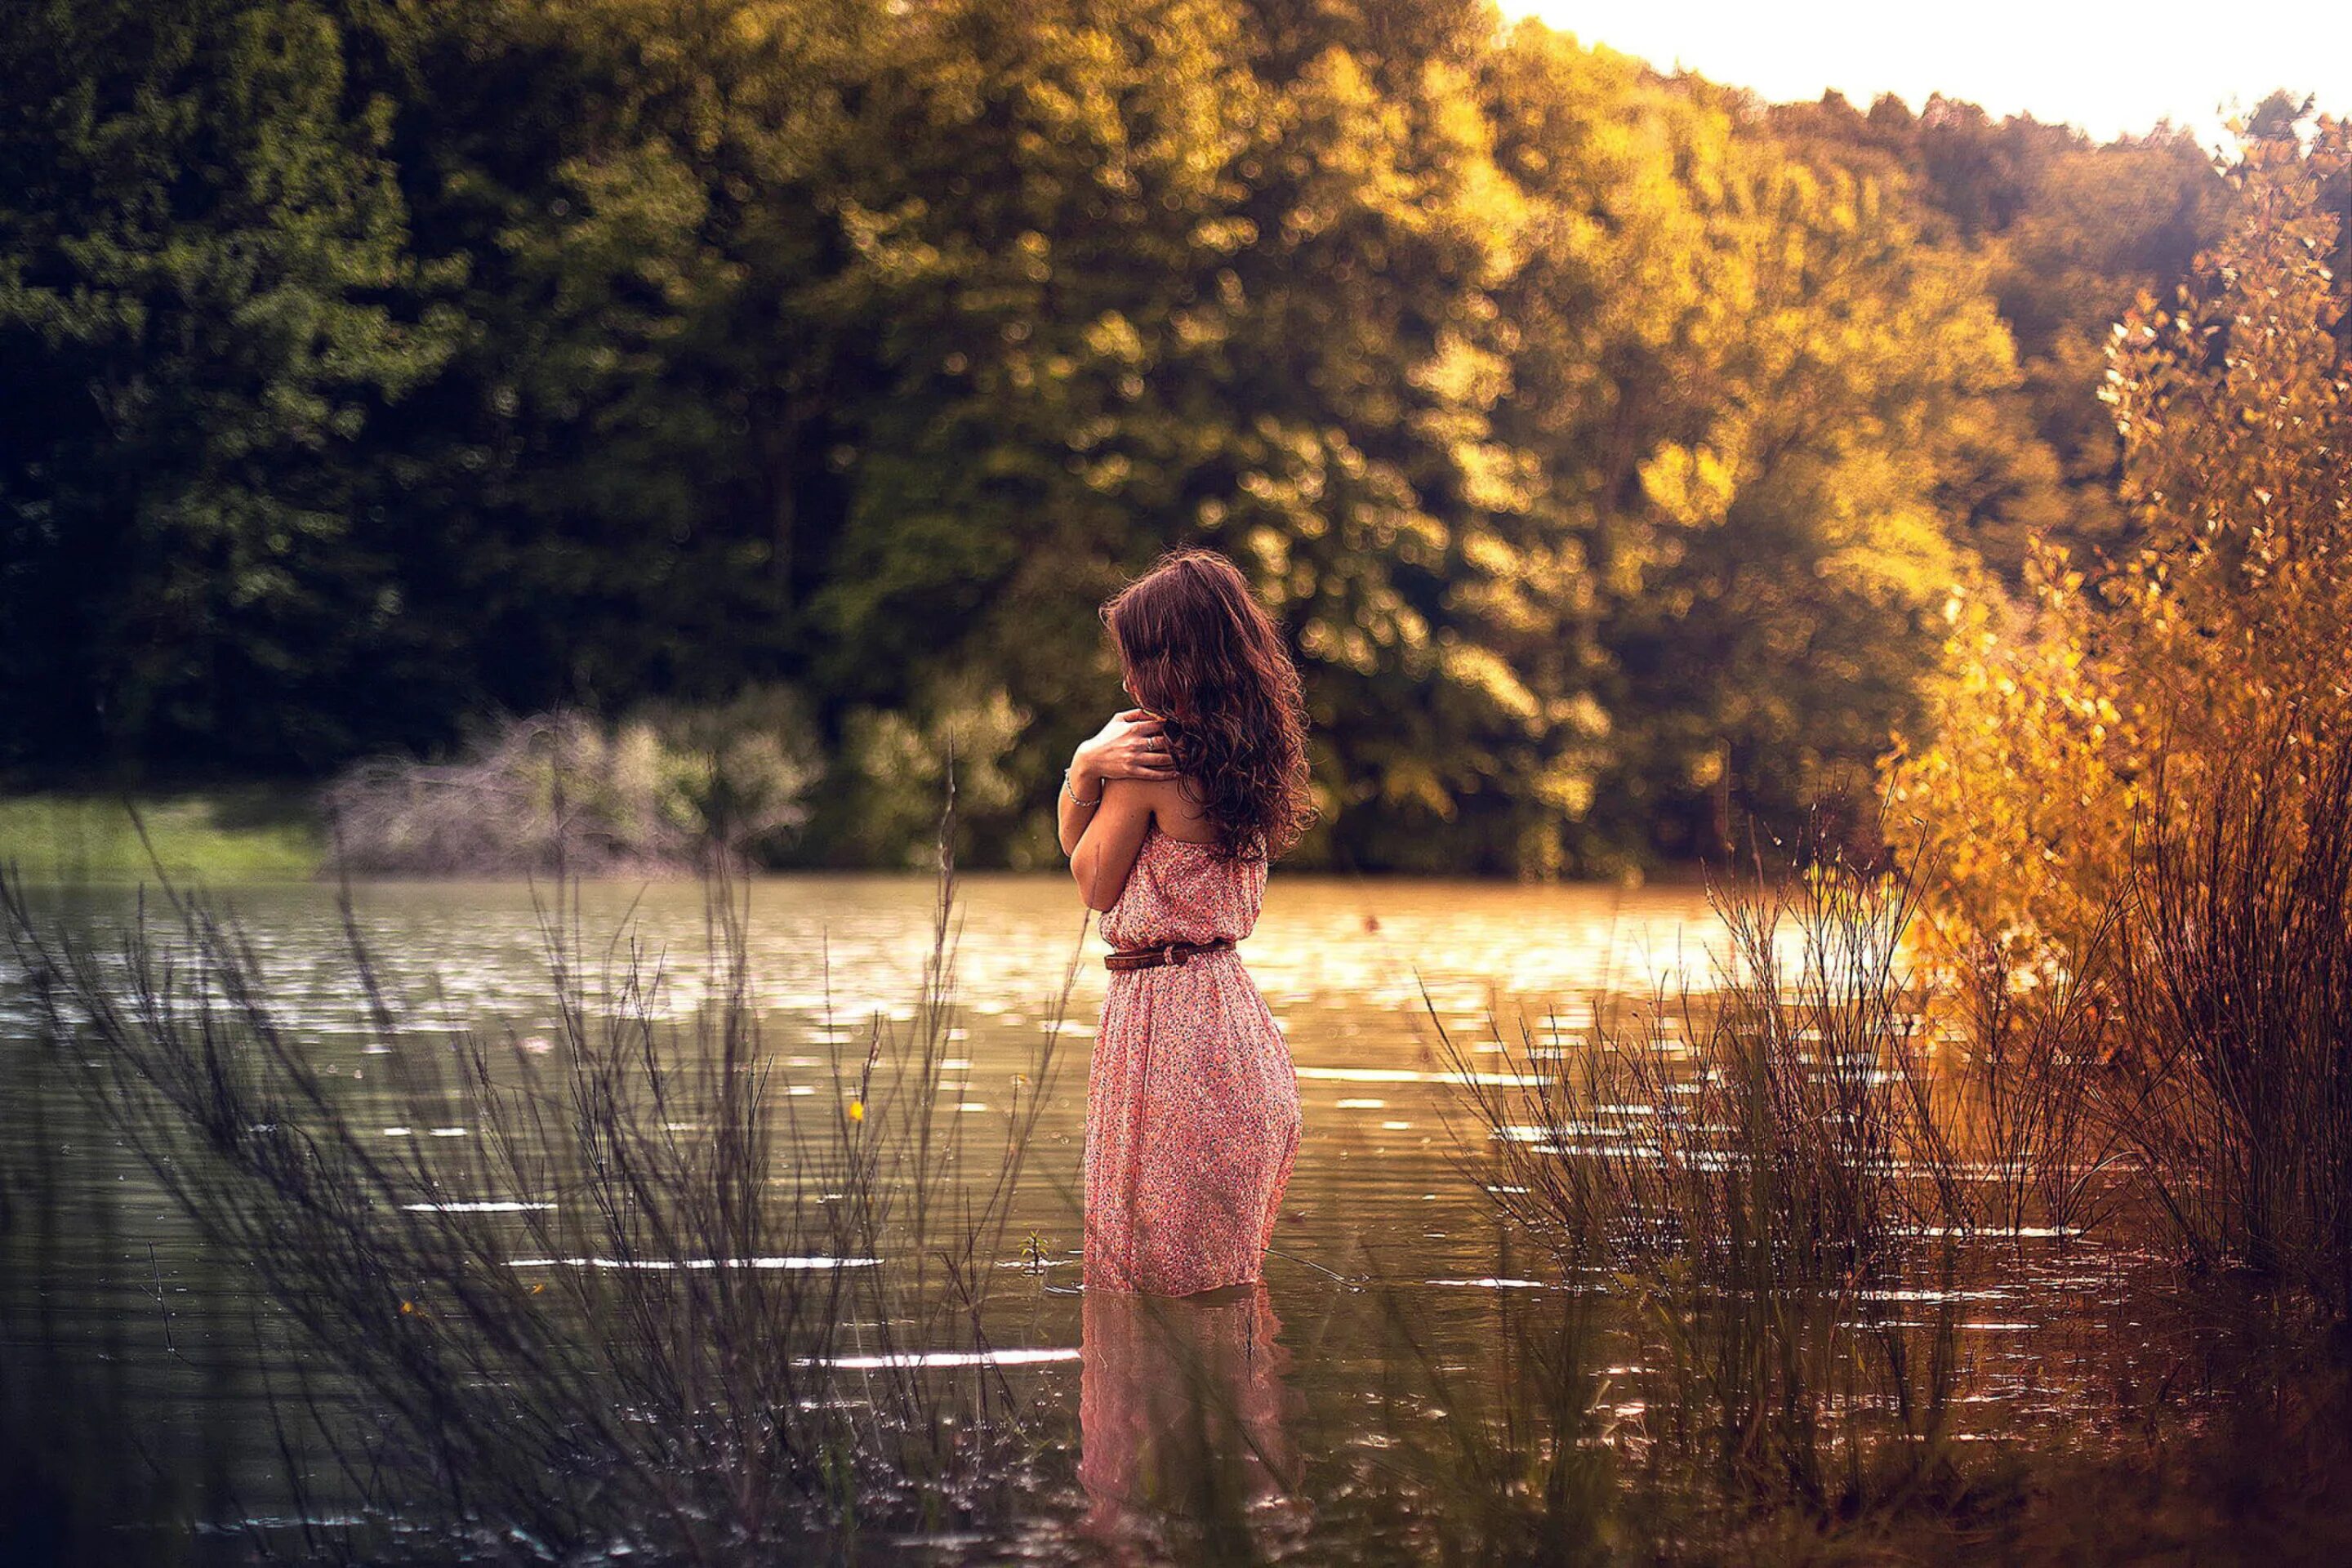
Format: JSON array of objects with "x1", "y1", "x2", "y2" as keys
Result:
[{"x1": 1101, "y1": 549, "x2": 1315, "y2": 862}]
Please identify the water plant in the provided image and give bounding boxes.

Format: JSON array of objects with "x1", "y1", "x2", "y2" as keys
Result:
[
  {"x1": 2109, "y1": 727, "x2": 2352, "y2": 1307},
  {"x1": 1441, "y1": 853, "x2": 1977, "y2": 1517},
  {"x1": 0, "y1": 802, "x2": 1077, "y2": 1561}
]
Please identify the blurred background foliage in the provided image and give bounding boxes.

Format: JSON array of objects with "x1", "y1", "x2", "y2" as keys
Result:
[{"x1": 3, "y1": 0, "x2": 2323, "y2": 875}]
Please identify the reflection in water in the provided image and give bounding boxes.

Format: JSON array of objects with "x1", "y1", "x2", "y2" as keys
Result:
[
  {"x1": 1079, "y1": 1283, "x2": 1305, "y2": 1556},
  {"x1": 17, "y1": 875, "x2": 2352, "y2": 1561}
]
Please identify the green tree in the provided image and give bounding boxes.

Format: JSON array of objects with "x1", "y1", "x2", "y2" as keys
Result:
[
  {"x1": 0, "y1": 0, "x2": 459, "y2": 770},
  {"x1": 1604, "y1": 102, "x2": 2023, "y2": 858},
  {"x1": 1771, "y1": 91, "x2": 2223, "y2": 575},
  {"x1": 341, "y1": 0, "x2": 877, "y2": 719},
  {"x1": 1478, "y1": 36, "x2": 2050, "y2": 866},
  {"x1": 804, "y1": 0, "x2": 1548, "y2": 871}
]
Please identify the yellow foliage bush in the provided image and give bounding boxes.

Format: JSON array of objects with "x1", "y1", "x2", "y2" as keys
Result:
[{"x1": 1886, "y1": 114, "x2": 2352, "y2": 962}]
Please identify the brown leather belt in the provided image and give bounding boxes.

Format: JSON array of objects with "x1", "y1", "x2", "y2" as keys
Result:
[{"x1": 1105, "y1": 937, "x2": 1235, "y2": 973}]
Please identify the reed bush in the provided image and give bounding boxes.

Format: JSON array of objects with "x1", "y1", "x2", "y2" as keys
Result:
[
  {"x1": 1443, "y1": 854, "x2": 1976, "y2": 1514},
  {"x1": 0, "y1": 808, "x2": 1076, "y2": 1561},
  {"x1": 1440, "y1": 786, "x2": 2352, "y2": 1543},
  {"x1": 1928, "y1": 915, "x2": 2124, "y2": 1243},
  {"x1": 2109, "y1": 728, "x2": 2352, "y2": 1307}
]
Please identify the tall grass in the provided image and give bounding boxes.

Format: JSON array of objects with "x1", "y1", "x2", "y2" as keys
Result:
[
  {"x1": 1934, "y1": 914, "x2": 2123, "y2": 1242},
  {"x1": 0, "y1": 801, "x2": 1076, "y2": 1561},
  {"x1": 2110, "y1": 728, "x2": 2352, "y2": 1306},
  {"x1": 1441, "y1": 854, "x2": 1989, "y2": 1515},
  {"x1": 1438, "y1": 744, "x2": 2352, "y2": 1539}
]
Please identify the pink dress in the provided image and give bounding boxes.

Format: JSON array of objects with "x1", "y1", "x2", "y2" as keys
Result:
[{"x1": 1085, "y1": 824, "x2": 1302, "y2": 1295}]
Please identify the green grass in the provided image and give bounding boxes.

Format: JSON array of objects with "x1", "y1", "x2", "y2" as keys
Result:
[{"x1": 0, "y1": 790, "x2": 323, "y2": 883}]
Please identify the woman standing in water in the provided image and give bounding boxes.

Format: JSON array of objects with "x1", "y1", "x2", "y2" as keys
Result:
[{"x1": 1056, "y1": 548, "x2": 1313, "y2": 1296}]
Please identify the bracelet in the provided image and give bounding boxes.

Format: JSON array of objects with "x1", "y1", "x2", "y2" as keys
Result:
[{"x1": 1062, "y1": 770, "x2": 1101, "y2": 808}]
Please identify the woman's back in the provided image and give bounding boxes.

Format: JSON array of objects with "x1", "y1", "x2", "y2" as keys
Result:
[{"x1": 1099, "y1": 824, "x2": 1266, "y2": 951}]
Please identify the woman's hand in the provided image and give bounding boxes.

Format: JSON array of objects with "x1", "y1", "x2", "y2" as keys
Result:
[{"x1": 1072, "y1": 708, "x2": 1177, "y2": 793}]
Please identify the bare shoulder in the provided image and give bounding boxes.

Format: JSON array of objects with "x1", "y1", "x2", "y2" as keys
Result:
[
  {"x1": 1141, "y1": 775, "x2": 1217, "y2": 843},
  {"x1": 1094, "y1": 773, "x2": 1158, "y2": 815}
]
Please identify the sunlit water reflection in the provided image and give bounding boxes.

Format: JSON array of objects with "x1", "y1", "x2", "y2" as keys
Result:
[{"x1": 0, "y1": 873, "x2": 2287, "y2": 1562}]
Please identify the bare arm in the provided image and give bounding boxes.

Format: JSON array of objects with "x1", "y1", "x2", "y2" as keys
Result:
[
  {"x1": 1058, "y1": 758, "x2": 1104, "y2": 858},
  {"x1": 1070, "y1": 777, "x2": 1160, "y2": 912},
  {"x1": 1058, "y1": 707, "x2": 1174, "y2": 858}
]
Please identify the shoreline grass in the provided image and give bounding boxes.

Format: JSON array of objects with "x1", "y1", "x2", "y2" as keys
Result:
[{"x1": 0, "y1": 790, "x2": 323, "y2": 883}]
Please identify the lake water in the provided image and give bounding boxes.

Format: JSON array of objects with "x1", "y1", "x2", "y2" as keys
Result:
[{"x1": 0, "y1": 872, "x2": 2319, "y2": 1563}]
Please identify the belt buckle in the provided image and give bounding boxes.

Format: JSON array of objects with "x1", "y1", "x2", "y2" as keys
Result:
[{"x1": 1163, "y1": 942, "x2": 1182, "y2": 968}]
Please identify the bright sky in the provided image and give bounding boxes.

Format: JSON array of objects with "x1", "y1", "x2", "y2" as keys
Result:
[{"x1": 1504, "y1": 0, "x2": 2350, "y2": 147}]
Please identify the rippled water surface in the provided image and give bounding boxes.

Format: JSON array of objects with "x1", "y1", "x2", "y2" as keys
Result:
[{"x1": 1, "y1": 873, "x2": 2325, "y2": 1564}]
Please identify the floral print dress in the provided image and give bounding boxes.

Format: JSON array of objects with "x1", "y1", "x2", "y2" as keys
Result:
[{"x1": 1085, "y1": 823, "x2": 1302, "y2": 1295}]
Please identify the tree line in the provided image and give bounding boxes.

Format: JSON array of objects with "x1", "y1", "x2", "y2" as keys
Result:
[{"x1": 0, "y1": 0, "x2": 2234, "y2": 871}]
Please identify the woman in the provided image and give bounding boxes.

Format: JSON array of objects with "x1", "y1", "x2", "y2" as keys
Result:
[{"x1": 1056, "y1": 549, "x2": 1313, "y2": 1296}]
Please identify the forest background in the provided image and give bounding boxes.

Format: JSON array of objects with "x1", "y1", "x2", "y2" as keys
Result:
[{"x1": 1, "y1": 0, "x2": 2313, "y2": 876}]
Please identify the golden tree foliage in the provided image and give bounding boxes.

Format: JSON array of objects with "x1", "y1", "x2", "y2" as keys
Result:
[
  {"x1": 1887, "y1": 114, "x2": 2352, "y2": 958},
  {"x1": 1883, "y1": 549, "x2": 2143, "y2": 959}
]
